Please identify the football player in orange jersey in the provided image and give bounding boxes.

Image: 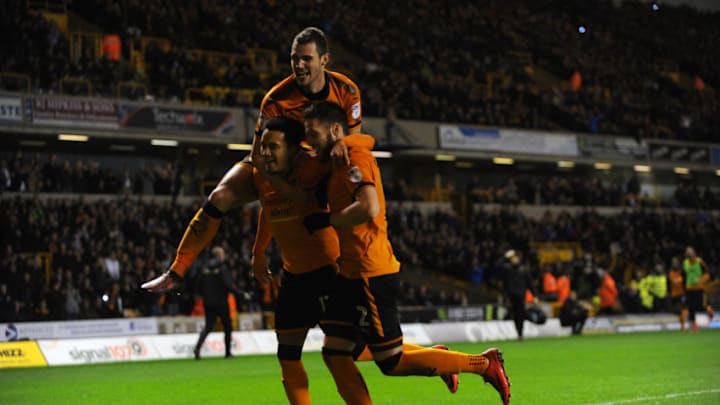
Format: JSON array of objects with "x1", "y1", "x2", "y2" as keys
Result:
[
  {"x1": 251, "y1": 116, "x2": 372, "y2": 405},
  {"x1": 302, "y1": 102, "x2": 511, "y2": 405},
  {"x1": 255, "y1": 27, "x2": 362, "y2": 137},
  {"x1": 252, "y1": 116, "x2": 459, "y2": 402},
  {"x1": 141, "y1": 27, "x2": 361, "y2": 293}
]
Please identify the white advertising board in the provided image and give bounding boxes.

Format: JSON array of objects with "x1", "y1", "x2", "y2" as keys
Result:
[
  {"x1": 438, "y1": 125, "x2": 579, "y2": 156},
  {"x1": 152, "y1": 332, "x2": 259, "y2": 359},
  {"x1": 0, "y1": 96, "x2": 22, "y2": 121},
  {"x1": 2, "y1": 318, "x2": 158, "y2": 342},
  {"x1": 38, "y1": 336, "x2": 161, "y2": 365}
]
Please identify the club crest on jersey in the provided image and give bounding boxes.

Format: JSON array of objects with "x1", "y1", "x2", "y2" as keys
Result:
[
  {"x1": 347, "y1": 166, "x2": 363, "y2": 183},
  {"x1": 351, "y1": 102, "x2": 361, "y2": 119}
]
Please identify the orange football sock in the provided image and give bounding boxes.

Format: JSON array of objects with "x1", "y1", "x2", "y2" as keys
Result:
[
  {"x1": 388, "y1": 348, "x2": 489, "y2": 376},
  {"x1": 279, "y1": 360, "x2": 311, "y2": 405},
  {"x1": 323, "y1": 354, "x2": 372, "y2": 405},
  {"x1": 356, "y1": 342, "x2": 427, "y2": 362},
  {"x1": 169, "y1": 207, "x2": 222, "y2": 277},
  {"x1": 402, "y1": 342, "x2": 427, "y2": 351}
]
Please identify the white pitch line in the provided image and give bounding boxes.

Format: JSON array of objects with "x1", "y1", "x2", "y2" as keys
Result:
[{"x1": 585, "y1": 388, "x2": 720, "y2": 405}]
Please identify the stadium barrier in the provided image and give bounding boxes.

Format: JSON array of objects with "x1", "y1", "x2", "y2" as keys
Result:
[
  {"x1": 1, "y1": 318, "x2": 157, "y2": 342},
  {"x1": 0, "y1": 340, "x2": 47, "y2": 369},
  {"x1": 3, "y1": 313, "x2": 717, "y2": 368}
]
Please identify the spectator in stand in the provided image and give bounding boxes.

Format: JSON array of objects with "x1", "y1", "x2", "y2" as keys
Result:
[
  {"x1": 541, "y1": 265, "x2": 559, "y2": 302},
  {"x1": 64, "y1": 280, "x2": 81, "y2": 320},
  {"x1": 556, "y1": 267, "x2": 571, "y2": 305},
  {"x1": 596, "y1": 268, "x2": 619, "y2": 315},
  {"x1": 0, "y1": 283, "x2": 16, "y2": 322},
  {"x1": 648, "y1": 263, "x2": 668, "y2": 312},
  {"x1": 620, "y1": 270, "x2": 642, "y2": 313},
  {"x1": 638, "y1": 270, "x2": 656, "y2": 312},
  {"x1": 104, "y1": 251, "x2": 121, "y2": 281}
]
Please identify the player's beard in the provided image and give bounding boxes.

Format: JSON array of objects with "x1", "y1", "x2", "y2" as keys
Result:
[
  {"x1": 315, "y1": 142, "x2": 332, "y2": 162},
  {"x1": 263, "y1": 158, "x2": 281, "y2": 175}
]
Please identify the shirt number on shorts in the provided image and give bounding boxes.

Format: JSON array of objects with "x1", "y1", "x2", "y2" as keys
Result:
[
  {"x1": 318, "y1": 295, "x2": 330, "y2": 313},
  {"x1": 356, "y1": 305, "x2": 370, "y2": 327}
]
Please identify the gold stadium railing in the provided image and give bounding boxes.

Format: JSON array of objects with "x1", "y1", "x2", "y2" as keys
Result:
[
  {"x1": 185, "y1": 86, "x2": 257, "y2": 106},
  {"x1": 249, "y1": 48, "x2": 277, "y2": 74},
  {"x1": 20, "y1": 251, "x2": 53, "y2": 286},
  {"x1": 68, "y1": 31, "x2": 103, "y2": 64},
  {"x1": 59, "y1": 77, "x2": 93, "y2": 96},
  {"x1": 116, "y1": 81, "x2": 148, "y2": 99},
  {"x1": 27, "y1": 0, "x2": 66, "y2": 14},
  {"x1": 0, "y1": 72, "x2": 32, "y2": 93},
  {"x1": 530, "y1": 242, "x2": 583, "y2": 268}
]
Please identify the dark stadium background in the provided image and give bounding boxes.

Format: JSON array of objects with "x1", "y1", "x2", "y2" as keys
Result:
[{"x1": 1, "y1": 0, "x2": 718, "y2": 327}]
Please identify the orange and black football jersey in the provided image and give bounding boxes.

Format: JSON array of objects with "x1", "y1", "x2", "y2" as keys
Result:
[
  {"x1": 255, "y1": 70, "x2": 361, "y2": 136},
  {"x1": 325, "y1": 134, "x2": 401, "y2": 279},
  {"x1": 253, "y1": 156, "x2": 339, "y2": 274}
]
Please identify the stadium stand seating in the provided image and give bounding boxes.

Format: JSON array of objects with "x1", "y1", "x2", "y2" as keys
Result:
[
  {"x1": 1, "y1": 1, "x2": 718, "y2": 322},
  {"x1": 0, "y1": 0, "x2": 718, "y2": 140},
  {"x1": 1, "y1": 192, "x2": 718, "y2": 321}
]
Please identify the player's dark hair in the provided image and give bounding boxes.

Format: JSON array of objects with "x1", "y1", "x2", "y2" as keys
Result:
[
  {"x1": 262, "y1": 116, "x2": 305, "y2": 148},
  {"x1": 292, "y1": 27, "x2": 328, "y2": 56},
  {"x1": 303, "y1": 101, "x2": 349, "y2": 134}
]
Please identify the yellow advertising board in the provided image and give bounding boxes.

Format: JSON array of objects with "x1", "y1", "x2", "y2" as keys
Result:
[{"x1": 0, "y1": 341, "x2": 48, "y2": 369}]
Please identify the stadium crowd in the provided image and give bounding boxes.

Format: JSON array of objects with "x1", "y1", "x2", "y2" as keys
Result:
[
  {"x1": 0, "y1": 153, "x2": 185, "y2": 196},
  {"x1": 1, "y1": 192, "x2": 717, "y2": 322},
  {"x1": 1, "y1": 1, "x2": 718, "y2": 141},
  {"x1": 1, "y1": 0, "x2": 718, "y2": 325},
  {"x1": 3, "y1": 152, "x2": 720, "y2": 211}
]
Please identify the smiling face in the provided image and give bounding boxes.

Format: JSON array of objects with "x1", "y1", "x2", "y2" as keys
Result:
[
  {"x1": 290, "y1": 41, "x2": 328, "y2": 93},
  {"x1": 260, "y1": 129, "x2": 294, "y2": 175}
]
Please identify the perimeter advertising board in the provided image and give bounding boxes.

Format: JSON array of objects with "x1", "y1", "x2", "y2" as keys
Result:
[
  {"x1": 0, "y1": 341, "x2": 48, "y2": 368},
  {"x1": 0, "y1": 96, "x2": 23, "y2": 122},
  {"x1": 29, "y1": 96, "x2": 118, "y2": 128},
  {"x1": 118, "y1": 104, "x2": 235, "y2": 135},
  {"x1": 439, "y1": 126, "x2": 578, "y2": 156}
]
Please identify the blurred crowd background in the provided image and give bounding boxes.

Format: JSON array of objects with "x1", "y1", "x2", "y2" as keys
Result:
[
  {"x1": 1, "y1": 0, "x2": 719, "y2": 323},
  {"x1": 1, "y1": 0, "x2": 718, "y2": 141}
]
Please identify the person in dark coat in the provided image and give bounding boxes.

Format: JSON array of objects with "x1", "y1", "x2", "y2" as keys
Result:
[
  {"x1": 500, "y1": 250, "x2": 536, "y2": 341},
  {"x1": 193, "y1": 246, "x2": 234, "y2": 359},
  {"x1": 559, "y1": 290, "x2": 589, "y2": 335}
]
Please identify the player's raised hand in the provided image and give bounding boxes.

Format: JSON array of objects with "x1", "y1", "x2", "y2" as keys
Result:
[
  {"x1": 141, "y1": 270, "x2": 184, "y2": 293},
  {"x1": 330, "y1": 139, "x2": 349, "y2": 167}
]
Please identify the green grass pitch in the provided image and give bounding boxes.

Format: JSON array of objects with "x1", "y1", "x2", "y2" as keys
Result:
[{"x1": 2, "y1": 330, "x2": 719, "y2": 404}]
